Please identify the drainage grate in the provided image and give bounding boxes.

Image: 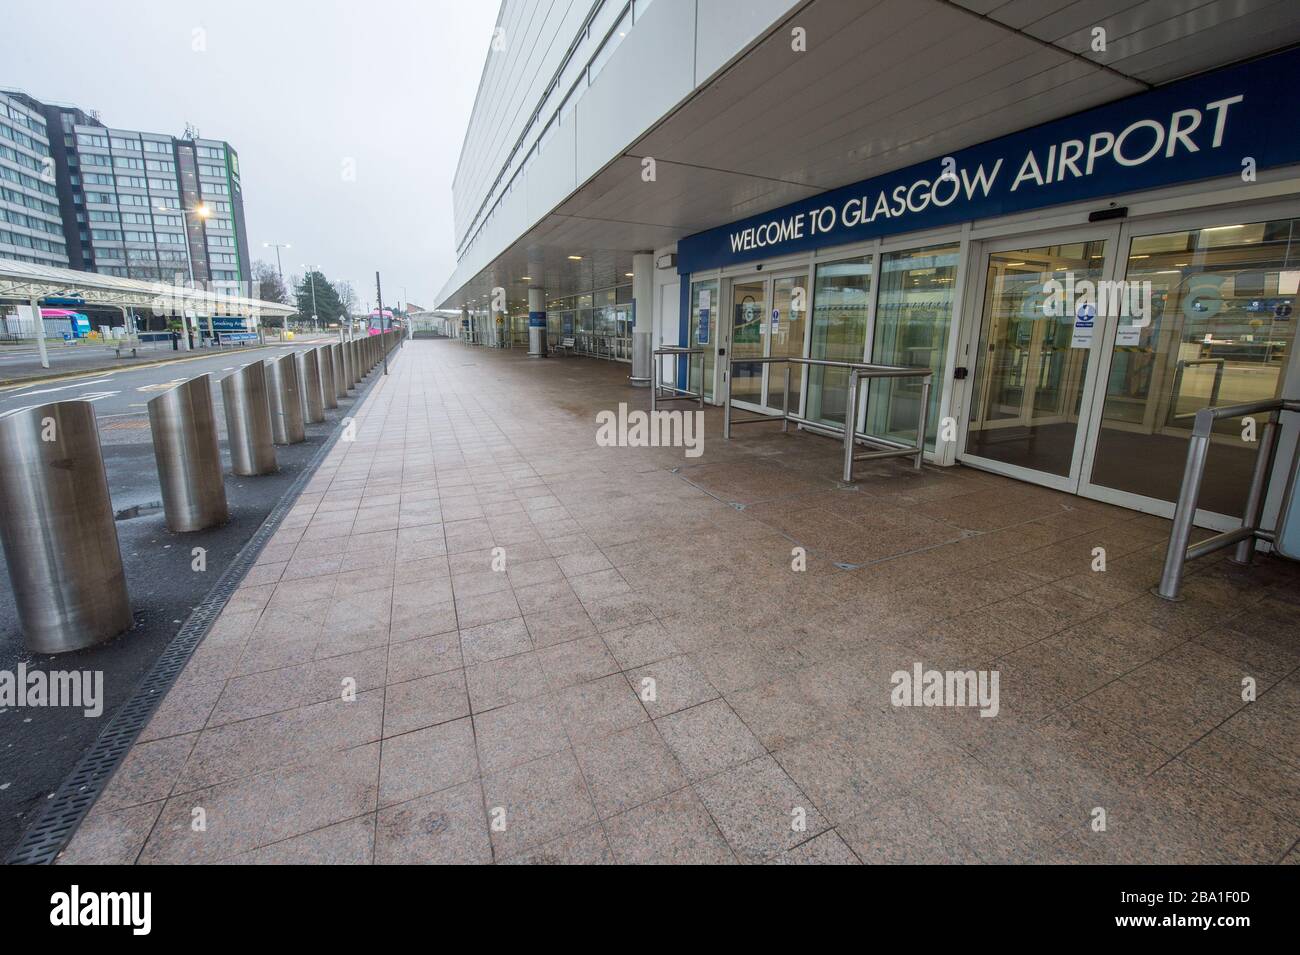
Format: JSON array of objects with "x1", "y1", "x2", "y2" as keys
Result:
[{"x1": 4, "y1": 367, "x2": 390, "y2": 865}]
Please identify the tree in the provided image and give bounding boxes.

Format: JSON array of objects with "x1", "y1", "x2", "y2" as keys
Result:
[
  {"x1": 295, "y1": 269, "x2": 345, "y2": 326},
  {"x1": 252, "y1": 259, "x2": 288, "y2": 304},
  {"x1": 333, "y1": 279, "x2": 358, "y2": 322}
]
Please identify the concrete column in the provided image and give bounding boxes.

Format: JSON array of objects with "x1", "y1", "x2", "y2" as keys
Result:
[
  {"x1": 527, "y1": 287, "x2": 547, "y2": 358},
  {"x1": 629, "y1": 252, "x2": 654, "y2": 386}
]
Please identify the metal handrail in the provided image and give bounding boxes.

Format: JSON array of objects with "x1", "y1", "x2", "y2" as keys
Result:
[
  {"x1": 1156, "y1": 397, "x2": 1300, "y2": 600},
  {"x1": 651, "y1": 346, "x2": 705, "y2": 412},
  {"x1": 721, "y1": 355, "x2": 933, "y2": 481}
]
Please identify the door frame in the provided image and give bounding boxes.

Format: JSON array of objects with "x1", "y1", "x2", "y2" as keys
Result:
[
  {"x1": 1075, "y1": 196, "x2": 1300, "y2": 529},
  {"x1": 954, "y1": 222, "x2": 1124, "y2": 494},
  {"x1": 720, "y1": 264, "x2": 812, "y2": 415}
]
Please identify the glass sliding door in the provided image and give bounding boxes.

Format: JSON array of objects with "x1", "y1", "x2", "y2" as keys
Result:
[
  {"x1": 807, "y1": 255, "x2": 872, "y2": 426},
  {"x1": 1085, "y1": 217, "x2": 1300, "y2": 517},
  {"x1": 964, "y1": 239, "x2": 1107, "y2": 477},
  {"x1": 865, "y1": 243, "x2": 959, "y2": 448},
  {"x1": 729, "y1": 278, "x2": 766, "y2": 406}
]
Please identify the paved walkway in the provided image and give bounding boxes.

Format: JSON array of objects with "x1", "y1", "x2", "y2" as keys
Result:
[{"x1": 59, "y1": 339, "x2": 1299, "y2": 863}]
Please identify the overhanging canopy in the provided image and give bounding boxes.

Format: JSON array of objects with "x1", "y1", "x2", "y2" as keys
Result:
[{"x1": 0, "y1": 258, "x2": 297, "y2": 317}]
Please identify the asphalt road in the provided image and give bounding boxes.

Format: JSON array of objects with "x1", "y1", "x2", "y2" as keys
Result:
[
  {"x1": 0, "y1": 335, "x2": 291, "y2": 384},
  {"x1": 0, "y1": 335, "x2": 375, "y2": 856}
]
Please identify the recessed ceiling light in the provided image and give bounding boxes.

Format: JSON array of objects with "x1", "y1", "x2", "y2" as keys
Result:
[
  {"x1": 625, "y1": 272, "x2": 633, "y2": 277},
  {"x1": 568, "y1": 255, "x2": 582, "y2": 260},
  {"x1": 520, "y1": 276, "x2": 531, "y2": 280}
]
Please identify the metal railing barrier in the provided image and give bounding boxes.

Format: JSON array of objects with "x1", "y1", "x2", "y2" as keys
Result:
[
  {"x1": 148, "y1": 374, "x2": 229, "y2": 533},
  {"x1": 651, "y1": 346, "x2": 706, "y2": 413},
  {"x1": 721, "y1": 355, "x2": 933, "y2": 483},
  {"x1": 221, "y1": 362, "x2": 278, "y2": 476},
  {"x1": 1156, "y1": 398, "x2": 1300, "y2": 600},
  {"x1": 0, "y1": 400, "x2": 133, "y2": 653}
]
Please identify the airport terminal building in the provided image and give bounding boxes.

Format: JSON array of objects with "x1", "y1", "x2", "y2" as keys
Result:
[{"x1": 437, "y1": 0, "x2": 1300, "y2": 535}]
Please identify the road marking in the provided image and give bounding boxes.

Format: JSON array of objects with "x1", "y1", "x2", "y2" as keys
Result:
[
  {"x1": 74, "y1": 391, "x2": 120, "y2": 402},
  {"x1": 137, "y1": 379, "x2": 187, "y2": 392},
  {"x1": 12, "y1": 378, "x2": 114, "y2": 398}
]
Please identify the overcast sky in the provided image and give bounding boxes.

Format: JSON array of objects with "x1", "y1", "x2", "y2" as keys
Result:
[{"x1": 2, "y1": 0, "x2": 499, "y2": 311}]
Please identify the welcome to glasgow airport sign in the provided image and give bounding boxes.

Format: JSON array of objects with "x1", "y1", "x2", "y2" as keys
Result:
[{"x1": 676, "y1": 46, "x2": 1300, "y2": 275}]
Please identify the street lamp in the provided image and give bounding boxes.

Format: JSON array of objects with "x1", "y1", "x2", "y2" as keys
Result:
[
  {"x1": 263, "y1": 241, "x2": 290, "y2": 280},
  {"x1": 302, "y1": 263, "x2": 320, "y2": 332}
]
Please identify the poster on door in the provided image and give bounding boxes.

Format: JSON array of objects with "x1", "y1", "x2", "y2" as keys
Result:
[
  {"x1": 698, "y1": 290, "x2": 710, "y2": 344},
  {"x1": 1071, "y1": 302, "x2": 1095, "y2": 349}
]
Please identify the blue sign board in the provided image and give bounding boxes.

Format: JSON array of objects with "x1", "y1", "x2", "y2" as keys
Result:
[
  {"x1": 220, "y1": 332, "x2": 258, "y2": 343},
  {"x1": 698, "y1": 307, "x2": 709, "y2": 344},
  {"x1": 677, "y1": 47, "x2": 1300, "y2": 275}
]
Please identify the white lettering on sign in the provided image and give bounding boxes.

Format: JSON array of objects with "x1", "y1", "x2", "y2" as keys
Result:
[{"x1": 724, "y1": 95, "x2": 1244, "y2": 255}]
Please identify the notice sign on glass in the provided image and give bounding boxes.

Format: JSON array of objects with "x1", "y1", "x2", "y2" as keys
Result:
[{"x1": 698, "y1": 289, "x2": 711, "y2": 344}]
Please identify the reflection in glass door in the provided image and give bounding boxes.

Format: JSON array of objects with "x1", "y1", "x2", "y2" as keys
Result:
[
  {"x1": 730, "y1": 279, "x2": 766, "y2": 406},
  {"x1": 866, "y1": 243, "x2": 960, "y2": 448},
  {"x1": 807, "y1": 256, "x2": 872, "y2": 426},
  {"x1": 767, "y1": 274, "x2": 808, "y2": 413},
  {"x1": 1085, "y1": 216, "x2": 1300, "y2": 517},
  {"x1": 965, "y1": 239, "x2": 1107, "y2": 477}
]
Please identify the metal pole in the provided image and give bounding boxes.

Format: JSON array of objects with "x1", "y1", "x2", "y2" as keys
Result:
[
  {"x1": 1230, "y1": 413, "x2": 1281, "y2": 565},
  {"x1": 148, "y1": 375, "x2": 229, "y2": 532},
  {"x1": 1156, "y1": 429, "x2": 1212, "y2": 600},
  {"x1": 337, "y1": 341, "x2": 352, "y2": 395},
  {"x1": 723, "y1": 353, "x2": 732, "y2": 439},
  {"x1": 221, "y1": 362, "x2": 277, "y2": 476},
  {"x1": 782, "y1": 366, "x2": 790, "y2": 433},
  {"x1": 376, "y1": 271, "x2": 389, "y2": 376},
  {"x1": 29, "y1": 296, "x2": 50, "y2": 370},
  {"x1": 331, "y1": 342, "x2": 347, "y2": 399},
  {"x1": 915, "y1": 376, "x2": 931, "y2": 471},
  {"x1": 296, "y1": 347, "x2": 325, "y2": 424},
  {"x1": 318, "y1": 345, "x2": 339, "y2": 410},
  {"x1": 266, "y1": 353, "x2": 305, "y2": 445},
  {"x1": 842, "y1": 370, "x2": 859, "y2": 483},
  {"x1": 0, "y1": 400, "x2": 132, "y2": 652},
  {"x1": 308, "y1": 271, "x2": 319, "y2": 332}
]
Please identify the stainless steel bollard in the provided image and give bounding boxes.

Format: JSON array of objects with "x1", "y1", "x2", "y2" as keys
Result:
[
  {"x1": 148, "y1": 375, "x2": 229, "y2": 532},
  {"x1": 327, "y1": 343, "x2": 343, "y2": 397},
  {"x1": 297, "y1": 347, "x2": 325, "y2": 423},
  {"x1": 266, "y1": 353, "x2": 305, "y2": 445},
  {"x1": 221, "y1": 362, "x2": 277, "y2": 476},
  {"x1": 318, "y1": 345, "x2": 339, "y2": 410},
  {"x1": 0, "y1": 401, "x2": 133, "y2": 653},
  {"x1": 336, "y1": 342, "x2": 352, "y2": 395}
]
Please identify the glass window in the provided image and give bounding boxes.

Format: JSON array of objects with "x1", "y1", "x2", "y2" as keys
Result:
[
  {"x1": 590, "y1": 8, "x2": 631, "y2": 81},
  {"x1": 809, "y1": 255, "x2": 872, "y2": 426},
  {"x1": 865, "y1": 242, "x2": 959, "y2": 448},
  {"x1": 1090, "y1": 218, "x2": 1299, "y2": 515},
  {"x1": 690, "y1": 278, "x2": 718, "y2": 401}
]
